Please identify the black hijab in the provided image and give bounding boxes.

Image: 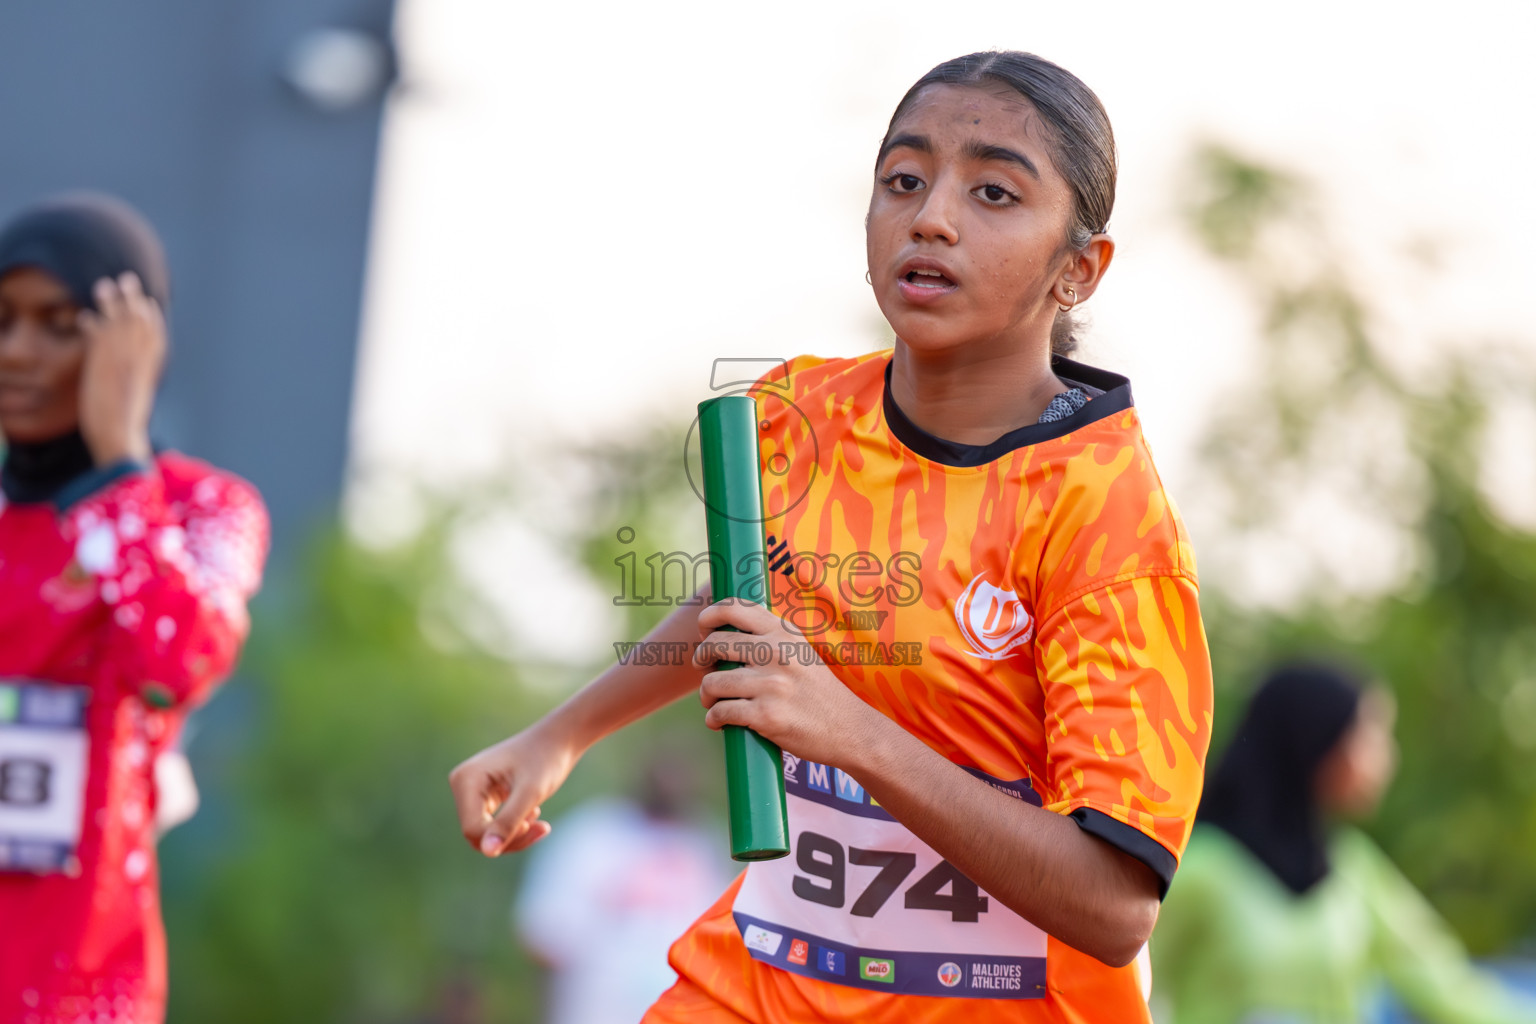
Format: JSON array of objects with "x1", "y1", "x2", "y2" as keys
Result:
[
  {"x1": 0, "y1": 193, "x2": 170, "y2": 503},
  {"x1": 1199, "y1": 662, "x2": 1364, "y2": 895}
]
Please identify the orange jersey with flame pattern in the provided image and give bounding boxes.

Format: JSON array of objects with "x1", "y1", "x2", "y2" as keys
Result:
[{"x1": 654, "y1": 350, "x2": 1213, "y2": 1024}]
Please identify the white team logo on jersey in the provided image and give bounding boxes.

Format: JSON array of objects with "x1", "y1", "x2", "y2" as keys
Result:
[{"x1": 954, "y1": 575, "x2": 1034, "y2": 660}]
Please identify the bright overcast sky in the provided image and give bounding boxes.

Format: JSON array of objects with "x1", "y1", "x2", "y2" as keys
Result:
[{"x1": 348, "y1": 0, "x2": 1536, "y2": 658}]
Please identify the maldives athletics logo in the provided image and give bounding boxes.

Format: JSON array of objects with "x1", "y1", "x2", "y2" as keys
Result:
[
  {"x1": 954, "y1": 574, "x2": 1034, "y2": 660},
  {"x1": 937, "y1": 961, "x2": 963, "y2": 988}
]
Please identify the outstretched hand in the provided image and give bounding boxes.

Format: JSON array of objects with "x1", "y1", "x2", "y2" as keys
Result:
[
  {"x1": 694, "y1": 598, "x2": 887, "y2": 769},
  {"x1": 78, "y1": 273, "x2": 164, "y2": 466},
  {"x1": 449, "y1": 725, "x2": 577, "y2": 858}
]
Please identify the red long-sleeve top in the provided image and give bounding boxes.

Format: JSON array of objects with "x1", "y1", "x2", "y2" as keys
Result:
[{"x1": 0, "y1": 452, "x2": 268, "y2": 1024}]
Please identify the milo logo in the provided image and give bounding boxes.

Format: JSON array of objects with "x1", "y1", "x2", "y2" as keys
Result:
[{"x1": 859, "y1": 957, "x2": 895, "y2": 983}]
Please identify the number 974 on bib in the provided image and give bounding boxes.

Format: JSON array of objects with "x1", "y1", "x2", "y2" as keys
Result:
[{"x1": 731, "y1": 759, "x2": 1049, "y2": 998}]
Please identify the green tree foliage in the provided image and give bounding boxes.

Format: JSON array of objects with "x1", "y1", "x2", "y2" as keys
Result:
[
  {"x1": 542, "y1": 423, "x2": 726, "y2": 804},
  {"x1": 561, "y1": 421, "x2": 711, "y2": 640},
  {"x1": 1185, "y1": 144, "x2": 1536, "y2": 954},
  {"x1": 161, "y1": 516, "x2": 546, "y2": 1024}
]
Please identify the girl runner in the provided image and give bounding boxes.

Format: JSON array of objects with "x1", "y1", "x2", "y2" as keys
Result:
[
  {"x1": 0, "y1": 194, "x2": 268, "y2": 1024},
  {"x1": 451, "y1": 51, "x2": 1213, "y2": 1023}
]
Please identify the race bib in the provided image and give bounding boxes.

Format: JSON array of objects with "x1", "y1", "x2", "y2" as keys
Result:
[
  {"x1": 732, "y1": 754, "x2": 1047, "y2": 999},
  {"x1": 0, "y1": 682, "x2": 90, "y2": 874}
]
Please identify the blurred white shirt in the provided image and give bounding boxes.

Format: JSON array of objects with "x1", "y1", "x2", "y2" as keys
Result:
[{"x1": 514, "y1": 798, "x2": 731, "y2": 1024}]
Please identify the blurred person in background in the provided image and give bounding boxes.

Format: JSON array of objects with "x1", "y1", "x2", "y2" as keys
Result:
[
  {"x1": 0, "y1": 194, "x2": 269, "y2": 1024},
  {"x1": 1152, "y1": 662, "x2": 1536, "y2": 1024},
  {"x1": 514, "y1": 754, "x2": 729, "y2": 1024}
]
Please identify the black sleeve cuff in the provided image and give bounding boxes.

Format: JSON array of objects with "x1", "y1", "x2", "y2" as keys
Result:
[
  {"x1": 53, "y1": 458, "x2": 148, "y2": 512},
  {"x1": 1070, "y1": 807, "x2": 1178, "y2": 899}
]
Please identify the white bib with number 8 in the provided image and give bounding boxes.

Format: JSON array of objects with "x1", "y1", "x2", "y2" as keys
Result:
[{"x1": 0, "y1": 682, "x2": 91, "y2": 874}]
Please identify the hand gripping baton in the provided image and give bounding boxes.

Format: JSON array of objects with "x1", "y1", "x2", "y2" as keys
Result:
[{"x1": 697, "y1": 394, "x2": 791, "y2": 861}]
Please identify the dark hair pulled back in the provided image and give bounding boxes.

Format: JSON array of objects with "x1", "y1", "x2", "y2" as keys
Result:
[{"x1": 882, "y1": 51, "x2": 1117, "y2": 355}]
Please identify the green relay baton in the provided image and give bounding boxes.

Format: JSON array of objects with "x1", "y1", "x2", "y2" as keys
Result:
[{"x1": 697, "y1": 394, "x2": 791, "y2": 862}]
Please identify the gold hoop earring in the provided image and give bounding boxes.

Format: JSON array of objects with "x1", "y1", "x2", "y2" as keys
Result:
[
  {"x1": 1058, "y1": 287, "x2": 1077, "y2": 314},
  {"x1": 865, "y1": 270, "x2": 873, "y2": 285}
]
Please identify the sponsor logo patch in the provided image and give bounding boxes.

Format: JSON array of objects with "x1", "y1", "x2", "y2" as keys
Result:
[
  {"x1": 805, "y1": 761, "x2": 832, "y2": 794},
  {"x1": 833, "y1": 769, "x2": 865, "y2": 804},
  {"x1": 859, "y1": 957, "x2": 895, "y2": 983},
  {"x1": 969, "y1": 961, "x2": 1025, "y2": 991},
  {"x1": 815, "y1": 947, "x2": 845, "y2": 975},
  {"x1": 742, "y1": 924, "x2": 783, "y2": 957},
  {"x1": 787, "y1": 939, "x2": 809, "y2": 966},
  {"x1": 782, "y1": 752, "x2": 801, "y2": 783}
]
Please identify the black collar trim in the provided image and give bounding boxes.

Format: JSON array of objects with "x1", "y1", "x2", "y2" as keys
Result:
[
  {"x1": 881, "y1": 356, "x2": 1134, "y2": 468},
  {"x1": 1, "y1": 430, "x2": 96, "y2": 504}
]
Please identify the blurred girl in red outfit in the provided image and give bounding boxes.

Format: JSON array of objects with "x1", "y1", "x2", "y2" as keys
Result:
[{"x1": 0, "y1": 195, "x2": 268, "y2": 1024}]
